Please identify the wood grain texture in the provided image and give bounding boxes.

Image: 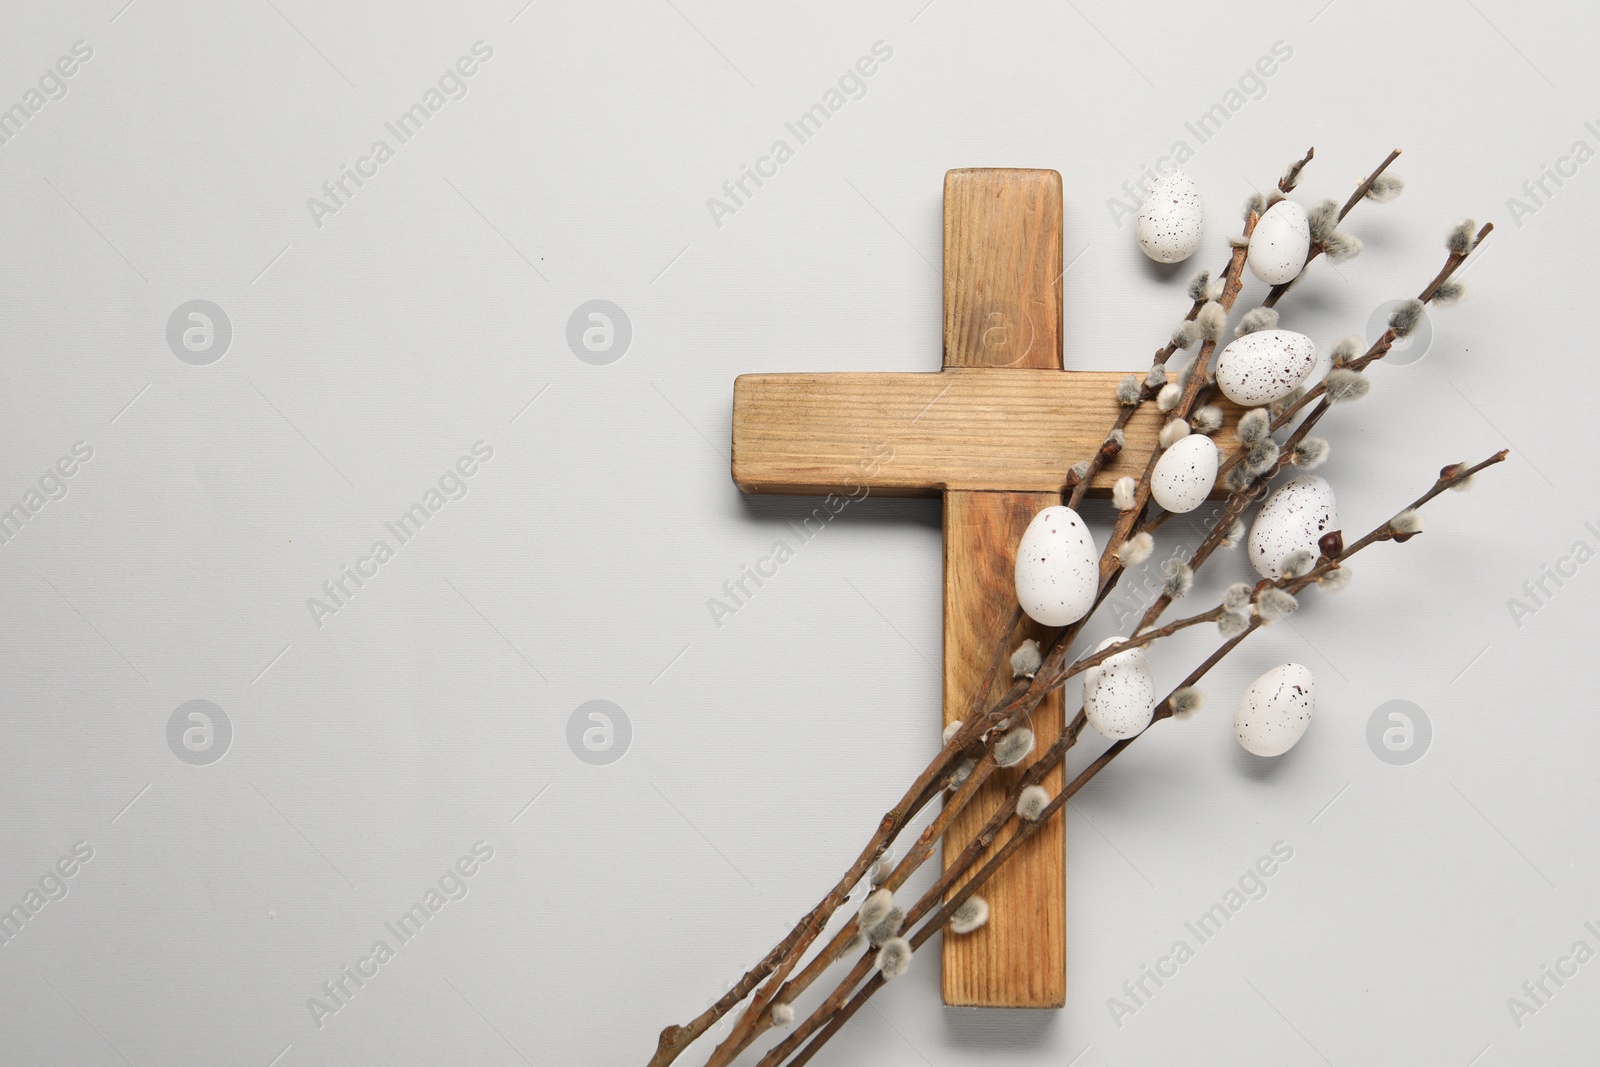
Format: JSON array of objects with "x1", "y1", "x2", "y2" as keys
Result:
[
  {"x1": 731, "y1": 370, "x2": 1242, "y2": 496},
  {"x1": 938, "y1": 169, "x2": 1066, "y2": 1008},
  {"x1": 941, "y1": 489, "x2": 1067, "y2": 1007},
  {"x1": 943, "y1": 169, "x2": 1062, "y2": 371}
]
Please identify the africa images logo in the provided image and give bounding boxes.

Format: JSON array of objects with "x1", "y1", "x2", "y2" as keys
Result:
[
  {"x1": 306, "y1": 442, "x2": 495, "y2": 628},
  {"x1": 306, "y1": 841, "x2": 495, "y2": 1029},
  {"x1": 0, "y1": 39, "x2": 94, "y2": 151},
  {"x1": 306, "y1": 41, "x2": 494, "y2": 229}
]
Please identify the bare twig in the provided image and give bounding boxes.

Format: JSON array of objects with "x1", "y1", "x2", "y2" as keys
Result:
[{"x1": 769, "y1": 452, "x2": 1507, "y2": 1066}]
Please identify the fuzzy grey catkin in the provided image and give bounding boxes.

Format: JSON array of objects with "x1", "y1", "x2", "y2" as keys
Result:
[
  {"x1": 876, "y1": 937, "x2": 912, "y2": 980},
  {"x1": 1256, "y1": 587, "x2": 1299, "y2": 621},
  {"x1": 1322, "y1": 231, "x2": 1363, "y2": 262},
  {"x1": 1159, "y1": 419, "x2": 1190, "y2": 449},
  {"x1": 859, "y1": 888, "x2": 894, "y2": 931},
  {"x1": 1330, "y1": 335, "x2": 1363, "y2": 366},
  {"x1": 1118, "y1": 531, "x2": 1154, "y2": 568},
  {"x1": 1307, "y1": 199, "x2": 1339, "y2": 243},
  {"x1": 1156, "y1": 382, "x2": 1182, "y2": 412},
  {"x1": 949, "y1": 896, "x2": 990, "y2": 935},
  {"x1": 1246, "y1": 438, "x2": 1280, "y2": 475},
  {"x1": 1010, "y1": 639, "x2": 1042, "y2": 679},
  {"x1": 1325, "y1": 368, "x2": 1371, "y2": 403},
  {"x1": 1218, "y1": 610, "x2": 1250, "y2": 638},
  {"x1": 1196, "y1": 301, "x2": 1227, "y2": 343},
  {"x1": 1016, "y1": 785, "x2": 1050, "y2": 822},
  {"x1": 993, "y1": 728, "x2": 1035, "y2": 768},
  {"x1": 947, "y1": 757, "x2": 975, "y2": 791},
  {"x1": 866, "y1": 906, "x2": 906, "y2": 946},
  {"x1": 1434, "y1": 279, "x2": 1467, "y2": 306},
  {"x1": 1244, "y1": 192, "x2": 1269, "y2": 218},
  {"x1": 1191, "y1": 405, "x2": 1223, "y2": 434},
  {"x1": 1291, "y1": 438, "x2": 1330, "y2": 469},
  {"x1": 1366, "y1": 173, "x2": 1404, "y2": 202},
  {"x1": 1319, "y1": 567, "x2": 1353, "y2": 592},
  {"x1": 1237, "y1": 408, "x2": 1270, "y2": 446},
  {"x1": 1220, "y1": 517, "x2": 1246, "y2": 548},
  {"x1": 1161, "y1": 557, "x2": 1194, "y2": 599},
  {"x1": 1187, "y1": 270, "x2": 1212, "y2": 302},
  {"x1": 1235, "y1": 306, "x2": 1280, "y2": 337},
  {"x1": 1391, "y1": 509, "x2": 1425, "y2": 535},
  {"x1": 1117, "y1": 374, "x2": 1143, "y2": 406},
  {"x1": 1224, "y1": 464, "x2": 1254, "y2": 493},
  {"x1": 1223, "y1": 582, "x2": 1254, "y2": 613},
  {"x1": 1280, "y1": 548, "x2": 1317, "y2": 578},
  {"x1": 1112, "y1": 476, "x2": 1138, "y2": 511},
  {"x1": 1448, "y1": 218, "x2": 1479, "y2": 255},
  {"x1": 1171, "y1": 319, "x2": 1201, "y2": 349},
  {"x1": 1146, "y1": 363, "x2": 1168, "y2": 391},
  {"x1": 1170, "y1": 687, "x2": 1204, "y2": 719},
  {"x1": 1388, "y1": 299, "x2": 1425, "y2": 338}
]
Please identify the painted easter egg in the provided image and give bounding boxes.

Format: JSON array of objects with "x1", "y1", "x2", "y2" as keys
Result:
[
  {"x1": 1248, "y1": 475, "x2": 1338, "y2": 580},
  {"x1": 1014, "y1": 506, "x2": 1098, "y2": 627},
  {"x1": 1151, "y1": 433, "x2": 1219, "y2": 514},
  {"x1": 1136, "y1": 170, "x2": 1204, "y2": 264},
  {"x1": 1215, "y1": 330, "x2": 1317, "y2": 406},
  {"x1": 1083, "y1": 636, "x2": 1158, "y2": 740},
  {"x1": 1247, "y1": 199, "x2": 1310, "y2": 284},
  {"x1": 1234, "y1": 663, "x2": 1316, "y2": 756}
]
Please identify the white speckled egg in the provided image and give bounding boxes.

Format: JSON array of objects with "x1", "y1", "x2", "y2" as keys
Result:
[
  {"x1": 1215, "y1": 330, "x2": 1317, "y2": 406},
  {"x1": 1249, "y1": 475, "x2": 1338, "y2": 580},
  {"x1": 1150, "y1": 434, "x2": 1218, "y2": 514},
  {"x1": 1136, "y1": 170, "x2": 1204, "y2": 264},
  {"x1": 1234, "y1": 663, "x2": 1315, "y2": 756},
  {"x1": 1014, "y1": 505, "x2": 1099, "y2": 627},
  {"x1": 1247, "y1": 199, "x2": 1310, "y2": 284},
  {"x1": 1083, "y1": 636, "x2": 1157, "y2": 740}
]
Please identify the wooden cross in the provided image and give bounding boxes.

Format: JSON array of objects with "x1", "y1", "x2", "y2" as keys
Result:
[{"x1": 731, "y1": 169, "x2": 1174, "y2": 1007}]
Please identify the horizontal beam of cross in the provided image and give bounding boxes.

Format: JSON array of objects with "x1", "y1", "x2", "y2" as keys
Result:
[{"x1": 732, "y1": 368, "x2": 1240, "y2": 496}]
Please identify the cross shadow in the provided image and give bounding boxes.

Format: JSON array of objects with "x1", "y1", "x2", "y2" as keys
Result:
[
  {"x1": 940, "y1": 1002, "x2": 1060, "y2": 1050},
  {"x1": 737, "y1": 491, "x2": 942, "y2": 533}
]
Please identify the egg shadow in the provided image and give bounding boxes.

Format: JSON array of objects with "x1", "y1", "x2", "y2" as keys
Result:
[
  {"x1": 1137, "y1": 252, "x2": 1190, "y2": 284},
  {"x1": 1231, "y1": 728, "x2": 1308, "y2": 780}
]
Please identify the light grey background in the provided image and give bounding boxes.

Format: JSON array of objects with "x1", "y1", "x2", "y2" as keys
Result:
[{"x1": 1, "y1": 0, "x2": 1595, "y2": 1064}]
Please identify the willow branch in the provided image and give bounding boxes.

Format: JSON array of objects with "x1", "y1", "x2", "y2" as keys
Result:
[{"x1": 771, "y1": 452, "x2": 1506, "y2": 1067}]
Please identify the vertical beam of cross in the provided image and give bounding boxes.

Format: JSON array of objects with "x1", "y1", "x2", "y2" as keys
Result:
[{"x1": 938, "y1": 169, "x2": 1066, "y2": 1007}]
